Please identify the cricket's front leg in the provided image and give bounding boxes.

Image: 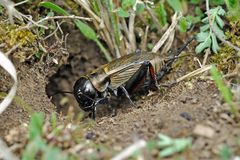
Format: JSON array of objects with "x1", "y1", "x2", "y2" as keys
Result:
[{"x1": 90, "y1": 97, "x2": 109, "y2": 120}]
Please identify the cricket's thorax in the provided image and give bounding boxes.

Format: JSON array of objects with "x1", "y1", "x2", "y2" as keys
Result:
[
  {"x1": 87, "y1": 52, "x2": 166, "y2": 92},
  {"x1": 88, "y1": 69, "x2": 110, "y2": 92}
]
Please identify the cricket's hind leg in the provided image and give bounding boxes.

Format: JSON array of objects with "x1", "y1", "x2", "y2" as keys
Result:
[{"x1": 125, "y1": 61, "x2": 159, "y2": 94}]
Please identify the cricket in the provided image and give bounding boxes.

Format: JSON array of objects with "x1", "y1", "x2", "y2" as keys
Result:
[{"x1": 73, "y1": 38, "x2": 194, "y2": 119}]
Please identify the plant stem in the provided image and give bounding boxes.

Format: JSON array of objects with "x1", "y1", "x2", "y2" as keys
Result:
[{"x1": 95, "y1": 39, "x2": 112, "y2": 62}]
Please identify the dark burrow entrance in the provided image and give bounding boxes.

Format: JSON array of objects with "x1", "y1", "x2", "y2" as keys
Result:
[{"x1": 45, "y1": 27, "x2": 106, "y2": 116}]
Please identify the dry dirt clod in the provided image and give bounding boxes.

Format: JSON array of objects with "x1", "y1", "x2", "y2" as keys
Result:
[
  {"x1": 4, "y1": 125, "x2": 27, "y2": 145},
  {"x1": 192, "y1": 137, "x2": 208, "y2": 150},
  {"x1": 220, "y1": 113, "x2": 234, "y2": 123},
  {"x1": 193, "y1": 124, "x2": 215, "y2": 138},
  {"x1": 200, "y1": 150, "x2": 212, "y2": 159}
]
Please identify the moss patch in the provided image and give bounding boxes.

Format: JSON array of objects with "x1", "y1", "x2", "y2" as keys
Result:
[{"x1": 0, "y1": 22, "x2": 38, "y2": 62}]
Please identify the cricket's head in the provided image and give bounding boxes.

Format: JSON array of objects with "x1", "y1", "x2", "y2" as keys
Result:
[{"x1": 73, "y1": 77, "x2": 98, "y2": 111}]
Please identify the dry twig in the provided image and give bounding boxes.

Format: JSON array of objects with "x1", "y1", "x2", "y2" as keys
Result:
[
  {"x1": 5, "y1": 44, "x2": 20, "y2": 56},
  {"x1": 111, "y1": 140, "x2": 146, "y2": 160},
  {"x1": 202, "y1": 48, "x2": 210, "y2": 66},
  {"x1": 176, "y1": 65, "x2": 212, "y2": 83},
  {"x1": 140, "y1": 25, "x2": 149, "y2": 50},
  {"x1": 20, "y1": 15, "x2": 92, "y2": 30},
  {"x1": 152, "y1": 12, "x2": 182, "y2": 53},
  {"x1": 128, "y1": 10, "x2": 137, "y2": 52}
]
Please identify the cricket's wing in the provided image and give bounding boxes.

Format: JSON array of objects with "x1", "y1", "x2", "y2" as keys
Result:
[{"x1": 107, "y1": 62, "x2": 143, "y2": 89}]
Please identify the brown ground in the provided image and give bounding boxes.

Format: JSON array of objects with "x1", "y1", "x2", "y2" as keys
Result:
[{"x1": 0, "y1": 26, "x2": 240, "y2": 159}]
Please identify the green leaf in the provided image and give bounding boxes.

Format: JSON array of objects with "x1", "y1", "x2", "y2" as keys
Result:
[
  {"x1": 186, "y1": 15, "x2": 201, "y2": 24},
  {"x1": 121, "y1": 0, "x2": 136, "y2": 10},
  {"x1": 179, "y1": 17, "x2": 188, "y2": 32},
  {"x1": 29, "y1": 112, "x2": 44, "y2": 140},
  {"x1": 147, "y1": 43, "x2": 154, "y2": 50},
  {"x1": 136, "y1": 3, "x2": 145, "y2": 14},
  {"x1": 200, "y1": 24, "x2": 209, "y2": 32},
  {"x1": 90, "y1": 1, "x2": 100, "y2": 15},
  {"x1": 213, "y1": 22, "x2": 225, "y2": 39},
  {"x1": 0, "y1": 5, "x2": 4, "y2": 14},
  {"x1": 196, "y1": 31, "x2": 210, "y2": 42},
  {"x1": 211, "y1": 34, "x2": 220, "y2": 53},
  {"x1": 190, "y1": 0, "x2": 201, "y2": 4},
  {"x1": 186, "y1": 15, "x2": 194, "y2": 23},
  {"x1": 207, "y1": 7, "x2": 219, "y2": 16},
  {"x1": 74, "y1": 20, "x2": 97, "y2": 41},
  {"x1": 215, "y1": 15, "x2": 224, "y2": 28},
  {"x1": 167, "y1": 0, "x2": 183, "y2": 12},
  {"x1": 157, "y1": 134, "x2": 192, "y2": 158},
  {"x1": 201, "y1": 17, "x2": 208, "y2": 23},
  {"x1": 117, "y1": 7, "x2": 130, "y2": 17},
  {"x1": 225, "y1": 0, "x2": 240, "y2": 20},
  {"x1": 196, "y1": 6, "x2": 226, "y2": 54},
  {"x1": 195, "y1": 35, "x2": 211, "y2": 53},
  {"x1": 34, "y1": 51, "x2": 42, "y2": 59},
  {"x1": 195, "y1": 7, "x2": 204, "y2": 18},
  {"x1": 210, "y1": 0, "x2": 225, "y2": 5},
  {"x1": 47, "y1": 11, "x2": 54, "y2": 17},
  {"x1": 155, "y1": 2, "x2": 167, "y2": 27},
  {"x1": 217, "y1": 6, "x2": 226, "y2": 15},
  {"x1": 39, "y1": 2, "x2": 69, "y2": 16},
  {"x1": 159, "y1": 138, "x2": 191, "y2": 157},
  {"x1": 219, "y1": 145, "x2": 232, "y2": 160},
  {"x1": 158, "y1": 134, "x2": 173, "y2": 147},
  {"x1": 226, "y1": 0, "x2": 239, "y2": 8},
  {"x1": 43, "y1": 147, "x2": 67, "y2": 160},
  {"x1": 22, "y1": 137, "x2": 46, "y2": 160},
  {"x1": 146, "y1": 140, "x2": 158, "y2": 150}
]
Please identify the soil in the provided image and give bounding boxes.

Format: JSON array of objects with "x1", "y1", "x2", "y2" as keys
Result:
[{"x1": 1, "y1": 26, "x2": 240, "y2": 159}]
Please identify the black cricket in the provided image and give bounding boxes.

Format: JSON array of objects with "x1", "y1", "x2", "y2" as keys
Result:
[{"x1": 73, "y1": 38, "x2": 194, "y2": 119}]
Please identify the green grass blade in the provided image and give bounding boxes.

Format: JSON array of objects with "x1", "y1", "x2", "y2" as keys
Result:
[
  {"x1": 155, "y1": 2, "x2": 167, "y2": 27},
  {"x1": 74, "y1": 20, "x2": 97, "y2": 40},
  {"x1": 28, "y1": 112, "x2": 44, "y2": 141},
  {"x1": 167, "y1": 0, "x2": 183, "y2": 12},
  {"x1": 210, "y1": 66, "x2": 238, "y2": 115},
  {"x1": 39, "y1": 2, "x2": 69, "y2": 16}
]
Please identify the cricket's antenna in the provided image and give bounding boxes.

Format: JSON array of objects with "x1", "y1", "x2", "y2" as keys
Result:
[{"x1": 50, "y1": 90, "x2": 73, "y2": 96}]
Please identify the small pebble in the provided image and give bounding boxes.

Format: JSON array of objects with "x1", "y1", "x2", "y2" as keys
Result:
[
  {"x1": 191, "y1": 98, "x2": 198, "y2": 104},
  {"x1": 193, "y1": 124, "x2": 215, "y2": 138},
  {"x1": 85, "y1": 132, "x2": 95, "y2": 140},
  {"x1": 180, "y1": 112, "x2": 192, "y2": 121},
  {"x1": 113, "y1": 145, "x2": 122, "y2": 151},
  {"x1": 233, "y1": 157, "x2": 240, "y2": 160}
]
